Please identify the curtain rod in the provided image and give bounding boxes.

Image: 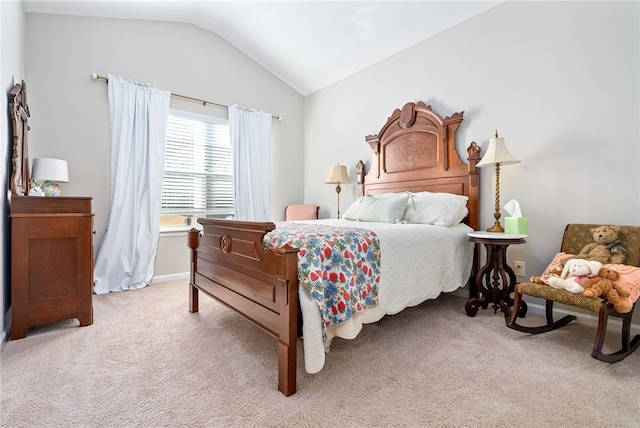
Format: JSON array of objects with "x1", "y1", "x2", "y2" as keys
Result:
[{"x1": 90, "y1": 73, "x2": 281, "y2": 121}]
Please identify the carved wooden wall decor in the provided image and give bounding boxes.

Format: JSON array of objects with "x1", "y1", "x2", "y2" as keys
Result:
[{"x1": 9, "y1": 80, "x2": 30, "y2": 196}]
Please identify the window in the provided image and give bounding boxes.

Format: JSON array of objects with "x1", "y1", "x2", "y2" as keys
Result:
[{"x1": 161, "y1": 109, "x2": 234, "y2": 230}]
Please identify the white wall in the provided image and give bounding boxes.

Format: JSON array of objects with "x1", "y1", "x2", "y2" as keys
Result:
[
  {"x1": 6, "y1": 2, "x2": 640, "y2": 332},
  {"x1": 306, "y1": 0, "x2": 639, "y2": 274},
  {"x1": 305, "y1": 1, "x2": 639, "y2": 322},
  {"x1": 1, "y1": 0, "x2": 26, "y2": 342},
  {"x1": 24, "y1": 13, "x2": 305, "y2": 279}
]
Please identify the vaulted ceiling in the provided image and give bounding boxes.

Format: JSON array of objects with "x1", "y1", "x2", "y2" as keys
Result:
[{"x1": 22, "y1": 1, "x2": 502, "y2": 95}]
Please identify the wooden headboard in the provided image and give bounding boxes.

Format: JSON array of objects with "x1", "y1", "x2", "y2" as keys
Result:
[
  {"x1": 9, "y1": 80, "x2": 30, "y2": 197},
  {"x1": 357, "y1": 101, "x2": 481, "y2": 231}
]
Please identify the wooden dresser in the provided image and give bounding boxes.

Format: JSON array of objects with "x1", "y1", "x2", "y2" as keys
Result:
[{"x1": 10, "y1": 196, "x2": 94, "y2": 339}]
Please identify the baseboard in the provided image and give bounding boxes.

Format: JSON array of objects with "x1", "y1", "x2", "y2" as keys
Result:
[
  {"x1": 449, "y1": 287, "x2": 640, "y2": 333},
  {"x1": 0, "y1": 273, "x2": 189, "y2": 348},
  {"x1": 524, "y1": 302, "x2": 640, "y2": 332},
  {"x1": 1, "y1": 309, "x2": 11, "y2": 352},
  {"x1": 450, "y1": 288, "x2": 470, "y2": 299},
  {"x1": 151, "y1": 278, "x2": 640, "y2": 333},
  {"x1": 151, "y1": 272, "x2": 189, "y2": 283},
  {"x1": 0, "y1": 330, "x2": 7, "y2": 352}
]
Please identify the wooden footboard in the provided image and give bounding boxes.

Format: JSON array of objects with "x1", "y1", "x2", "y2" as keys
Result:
[{"x1": 188, "y1": 219, "x2": 300, "y2": 396}]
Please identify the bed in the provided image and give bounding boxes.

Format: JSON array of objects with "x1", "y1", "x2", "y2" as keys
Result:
[{"x1": 188, "y1": 101, "x2": 481, "y2": 396}]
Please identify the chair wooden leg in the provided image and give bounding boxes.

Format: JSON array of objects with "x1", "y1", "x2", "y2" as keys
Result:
[
  {"x1": 506, "y1": 288, "x2": 524, "y2": 328},
  {"x1": 545, "y1": 300, "x2": 554, "y2": 325},
  {"x1": 591, "y1": 302, "x2": 640, "y2": 363},
  {"x1": 591, "y1": 302, "x2": 610, "y2": 360},
  {"x1": 621, "y1": 316, "x2": 631, "y2": 348},
  {"x1": 508, "y1": 290, "x2": 639, "y2": 363},
  {"x1": 507, "y1": 293, "x2": 576, "y2": 334}
]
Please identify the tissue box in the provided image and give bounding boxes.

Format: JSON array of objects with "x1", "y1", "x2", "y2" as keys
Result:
[{"x1": 505, "y1": 217, "x2": 528, "y2": 234}]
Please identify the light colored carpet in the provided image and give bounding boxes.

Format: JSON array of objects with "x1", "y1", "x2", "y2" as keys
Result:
[{"x1": 1, "y1": 280, "x2": 638, "y2": 428}]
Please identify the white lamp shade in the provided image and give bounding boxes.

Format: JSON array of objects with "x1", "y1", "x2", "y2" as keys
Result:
[
  {"x1": 31, "y1": 158, "x2": 69, "y2": 182},
  {"x1": 476, "y1": 136, "x2": 521, "y2": 167},
  {"x1": 324, "y1": 164, "x2": 351, "y2": 184}
]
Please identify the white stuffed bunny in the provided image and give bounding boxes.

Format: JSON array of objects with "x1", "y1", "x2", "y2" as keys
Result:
[{"x1": 546, "y1": 258, "x2": 603, "y2": 294}]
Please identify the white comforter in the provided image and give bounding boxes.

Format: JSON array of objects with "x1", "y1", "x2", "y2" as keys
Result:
[{"x1": 294, "y1": 219, "x2": 474, "y2": 373}]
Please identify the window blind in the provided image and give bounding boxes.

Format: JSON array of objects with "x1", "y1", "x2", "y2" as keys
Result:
[{"x1": 162, "y1": 109, "x2": 233, "y2": 226}]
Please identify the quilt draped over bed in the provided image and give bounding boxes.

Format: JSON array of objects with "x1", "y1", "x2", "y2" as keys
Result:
[
  {"x1": 264, "y1": 222, "x2": 381, "y2": 344},
  {"x1": 290, "y1": 220, "x2": 474, "y2": 374}
]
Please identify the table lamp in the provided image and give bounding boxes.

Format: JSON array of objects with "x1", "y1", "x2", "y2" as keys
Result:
[
  {"x1": 30, "y1": 158, "x2": 69, "y2": 196},
  {"x1": 476, "y1": 131, "x2": 520, "y2": 232},
  {"x1": 325, "y1": 164, "x2": 350, "y2": 218}
]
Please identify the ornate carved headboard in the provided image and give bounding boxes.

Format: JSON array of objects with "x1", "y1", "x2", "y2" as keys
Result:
[
  {"x1": 358, "y1": 101, "x2": 481, "y2": 231},
  {"x1": 9, "y1": 80, "x2": 30, "y2": 197}
]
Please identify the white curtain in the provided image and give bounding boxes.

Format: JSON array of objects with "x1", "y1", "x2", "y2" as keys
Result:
[
  {"x1": 229, "y1": 104, "x2": 272, "y2": 221},
  {"x1": 93, "y1": 75, "x2": 171, "y2": 294}
]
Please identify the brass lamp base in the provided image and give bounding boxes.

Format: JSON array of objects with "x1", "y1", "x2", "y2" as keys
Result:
[
  {"x1": 486, "y1": 223, "x2": 505, "y2": 233},
  {"x1": 486, "y1": 161, "x2": 504, "y2": 233},
  {"x1": 486, "y1": 209, "x2": 504, "y2": 233},
  {"x1": 334, "y1": 183, "x2": 342, "y2": 219}
]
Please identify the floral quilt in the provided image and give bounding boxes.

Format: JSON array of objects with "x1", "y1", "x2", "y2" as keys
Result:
[{"x1": 264, "y1": 222, "x2": 381, "y2": 341}]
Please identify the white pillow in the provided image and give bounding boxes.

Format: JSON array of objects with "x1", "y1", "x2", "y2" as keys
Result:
[
  {"x1": 402, "y1": 191, "x2": 469, "y2": 226},
  {"x1": 342, "y1": 192, "x2": 410, "y2": 221},
  {"x1": 349, "y1": 193, "x2": 410, "y2": 223},
  {"x1": 342, "y1": 196, "x2": 365, "y2": 220}
]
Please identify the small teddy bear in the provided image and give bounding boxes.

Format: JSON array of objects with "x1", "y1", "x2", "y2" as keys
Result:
[
  {"x1": 547, "y1": 258, "x2": 602, "y2": 294},
  {"x1": 583, "y1": 267, "x2": 632, "y2": 313},
  {"x1": 563, "y1": 225, "x2": 628, "y2": 266},
  {"x1": 529, "y1": 266, "x2": 563, "y2": 285}
]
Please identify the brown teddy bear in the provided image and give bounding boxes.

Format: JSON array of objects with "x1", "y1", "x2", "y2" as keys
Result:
[
  {"x1": 529, "y1": 266, "x2": 563, "y2": 285},
  {"x1": 583, "y1": 267, "x2": 632, "y2": 313},
  {"x1": 562, "y1": 225, "x2": 629, "y2": 266}
]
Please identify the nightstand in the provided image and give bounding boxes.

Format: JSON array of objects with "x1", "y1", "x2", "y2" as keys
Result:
[{"x1": 465, "y1": 231, "x2": 528, "y2": 320}]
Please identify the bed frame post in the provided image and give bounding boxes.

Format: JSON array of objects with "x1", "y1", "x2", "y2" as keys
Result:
[
  {"x1": 356, "y1": 160, "x2": 366, "y2": 197},
  {"x1": 466, "y1": 142, "x2": 482, "y2": 296},
  {"x1": 188, "y1": 228, "x2": 200, "y2": 313},
  {"x1": 465, "y1": 141, "x2": 481, "y2": 231},
  {"x1": 273, "y1": 244, "x2": 300, "y2": 396}
]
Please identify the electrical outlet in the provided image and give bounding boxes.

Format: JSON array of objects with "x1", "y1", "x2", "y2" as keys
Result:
[{"x1": 514, "y1": 261, "x2": 525, "y2": 277}]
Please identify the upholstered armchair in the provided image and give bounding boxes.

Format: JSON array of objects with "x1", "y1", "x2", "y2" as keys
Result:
[{"x1": 284, "y1": 204, "x2": 319, "y2": 221}]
